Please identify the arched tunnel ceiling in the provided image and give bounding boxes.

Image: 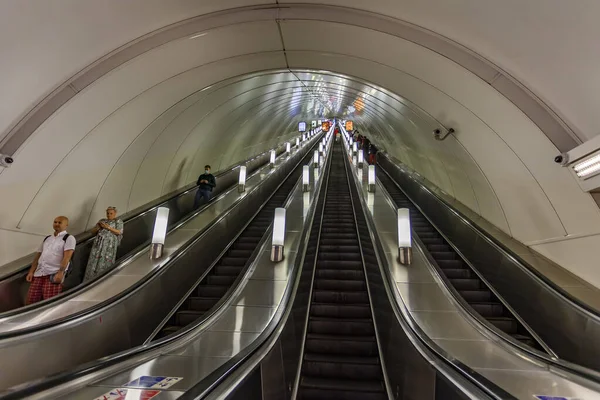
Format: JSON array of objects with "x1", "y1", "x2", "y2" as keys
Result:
[{"x1": 2, "y1": 1, "x2": 600, "y2": 288}]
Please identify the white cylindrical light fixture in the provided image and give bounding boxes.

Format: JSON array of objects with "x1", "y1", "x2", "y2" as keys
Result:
[
  {"x1": 358, "y1": 150, "x2": 364, "y2": 167},
  {"x1": 238, "y1": 165, "x2": 247, "y2": 192},
  {"x1": 352, "y1": 155, "x2": 357, "y2": 166},
  {"x1": 368, "y1": 165, "x2": 376, "y2": 193},
  {"x1": 296, "y1": 137, "x2": 300, "y2": 147},
  {"x1": 286, "y1": 142, "x2": 291, "y2": 154},
  {"x1": 319, "y1": 155, "x2": 324, "y2": 167},
  {"x1": 313, "y1": 150, "x2": 319, "y2": 167},
  {"x1": 271, "y1": 207, "x2": 286, "y2": 262},
  {"x1": 150, "y1": 207, "x2": 170, "y2": 259},
  {"x1": 398, "y1": 208, "x2": 412, "y2": 265},
  {"x1": 352, "y1": 142, "x2": 358, "y2": 154},
  {"x1": 303, "y1": 165, "x2": 310, "y2": 192},
  {"x1": 270, "y1": 149, "x2": 276, "y2": 167},
  {"x1": 319, "y1": 143, "x2": 324, "y2": 154}
]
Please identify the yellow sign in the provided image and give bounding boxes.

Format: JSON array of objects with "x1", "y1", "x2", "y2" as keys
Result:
[{"x1": 345, "y1": 121, "x2": 354, "y2": 131}]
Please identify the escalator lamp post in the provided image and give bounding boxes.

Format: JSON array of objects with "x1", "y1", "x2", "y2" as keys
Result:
[
  {"x1": 313, "y1": 150, "x2": 319, "y2": 167},
  {"x1": 352, "y1": 142, "x2": 358, "y2": 154},
  {"x1": 397, "y1": 208, "x2": 412, "y2": 265},
  {"x1": 368, "y1": 165, "x2": 376, "y2": 193},
  {"x1": 296, "y1": 137, "x2": 300, "y2": 148},
  {"x1": 150, "y1": 207, "x2": 169, "y2": 260},
  {"x1": 303, "y1": 165, "x2": 310, "y2": 192},
  {"x1": 270, "y1": 150, "x2": 276, "y2": 167},
  {"x1": 358, "y1": 150, "x2": 364, "y2": 167},
  {"x1": 286, "y1": 142, "x2": 291, "y2": 154},
  {"x1": 319, "y1": 143, "x2": 324, "y2": 155},
  {"x1": 271, "y1": 207, "x2": 286, "y2": 262},
  {"x1": 238, "y1": 165, "x2": 247, "y2": 193}
]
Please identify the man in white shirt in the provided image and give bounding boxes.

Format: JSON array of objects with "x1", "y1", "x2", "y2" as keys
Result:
[{"x1": 26, "y1": 216, "x2": 76, "y2": 304}]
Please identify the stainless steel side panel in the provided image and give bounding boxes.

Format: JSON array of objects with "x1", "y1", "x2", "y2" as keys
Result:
[
  {"x1": 378, "y1": 154, "x2": 600, "y2": 371},
  {"x1": 0, "y1": 141, "x2": 314, "y2": 391}
]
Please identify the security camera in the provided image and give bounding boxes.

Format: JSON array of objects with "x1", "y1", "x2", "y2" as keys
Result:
[
  {"x1": 0, "y1": 154, "x2": 14, "y2": 168},
  {"x1": 433, "y1": 127, "x2": 455, "y2": 141},
  {"x1": 433, "y1": 129, "x2": 442, "y2": 139},
  {"x1": 554, "y1": 153, "x2": 569, "y2": 166}
]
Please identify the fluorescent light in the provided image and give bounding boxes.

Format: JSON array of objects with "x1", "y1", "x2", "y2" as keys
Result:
[
  {"x1": 152, "y1": 207, "x2": 169, "y2": 245},
  {"x1": 397, "y1": 208, "x2": 411, "y2": 248},
  {"x1": 319, "y1": 143, "x2": 324, "y2": 154},
  {"x1": 314, "y1": 150, "x2": 319, "y2": 165},
  {"x1": 353, "y1": 142, "x2": 357, "y2": 153},
  {"x1": 296, "y1": 138, "x2": 300, "y2": 147},
  {"x1": 270, "y1": 150, "x2": 276, "y2": 165},
  {"x1": 368, "y1": 165, "x2": 376, "y2": 185},
  {"x1": 286, "y1": 142, "x2": 291, "y2": 153},
  {"x1": 573, "y1": 152, "x2": 600, "y2": 178},
  {"x1": 358, "y1": 150, "x2": 364, "y2": 164},
  {"x1": 272, "y1": 208, "x2": 286, "y2": 246},
  {"x1": 238, "y1": 166, "x2": 247, "y2": 186},
  {"x1": 303, "y1": 165, "x2": 310, "y2": 186}
]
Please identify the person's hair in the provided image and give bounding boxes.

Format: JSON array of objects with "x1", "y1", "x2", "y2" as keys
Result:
[
  {"x1": 107, "y1": 206, "x2": 117, "y2": 213},
  {"x1": 204, "y1": 165, "x2": 211, "y2": 170}
]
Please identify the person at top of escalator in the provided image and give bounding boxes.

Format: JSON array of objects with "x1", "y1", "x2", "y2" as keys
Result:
[
  {"x1": 25, "y1": 216, "x2": 76, "y2": 304},
  {"x1": 194, "y1": 165, "x2": 216, "y2": 209},
  {"x1": 83, "y1": 206, "x2": 124, "y2": 282}
]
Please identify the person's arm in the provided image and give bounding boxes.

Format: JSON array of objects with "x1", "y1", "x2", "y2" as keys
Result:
[
  {"x1": 209, "y1": 175, "x2": 216, "y2": 188},
  {"x1": 54, "y1": 237, "x2": 76, "y2": 282},
  {"x1": 26, "y1": 253, "x2": 41, "y2": 282}
]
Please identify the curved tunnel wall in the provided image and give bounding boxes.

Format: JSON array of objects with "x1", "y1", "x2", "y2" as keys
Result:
[{"x1": 1, "y1": 8, "x2": 600, "y2": 289}]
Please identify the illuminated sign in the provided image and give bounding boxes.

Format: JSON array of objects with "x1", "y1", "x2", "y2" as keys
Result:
[
  {"x1": 298, "y1": 122, "x2": 306, "y2": 132},
  {"x1": 345, "y1": 121, "x2": 354, "y2": 131},
  {"x1": 311, "y1": 121, "x2": 317, "y2": 128},
  {"x1": 322, "y1": 121, "x2": 331, "y2": 131}
]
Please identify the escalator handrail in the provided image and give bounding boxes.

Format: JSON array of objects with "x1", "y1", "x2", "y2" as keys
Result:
[
  {"x1": 378, "y1": 155, "x2": 600, "y2": 383},
  {"x1": 0, "y1": 134, "x2": 323, "y2": 400},
  {"x1": 379, "y1": 152, "x2": 600, "y2": 321},
  {"x1": 0, "y1": 147, "x2": 285, "y2": 283},
  {"x1": 343, "y1": 154, "x2": 515, "y2": 400},
  {"x1": 0, "y1": 138, "x2": 315, "y2": 341}
]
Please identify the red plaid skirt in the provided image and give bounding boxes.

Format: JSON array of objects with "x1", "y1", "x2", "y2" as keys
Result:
[{"x1": 26, "y1": 275, "x2": 63, "y2": 304}]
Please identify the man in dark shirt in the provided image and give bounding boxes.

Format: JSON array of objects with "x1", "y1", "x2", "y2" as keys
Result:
[{"x1": 194, "y1": 164, "x2": 216, "y2": 208}]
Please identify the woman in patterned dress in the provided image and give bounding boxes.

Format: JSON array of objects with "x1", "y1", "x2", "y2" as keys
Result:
[{"x1": 84, "y1": 206, "x2": 124, "y2": 282}]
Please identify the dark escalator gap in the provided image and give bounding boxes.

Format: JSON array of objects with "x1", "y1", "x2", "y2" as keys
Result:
[
  {"x1": 154, "y1": 151, "x2": 315, "y2": 340},
  {"x1": 376, "y1": 170, "x2": 543, "y2": 351},
  {"x1": 299, "y1": 144, "x2": 386, "y2": 400}
]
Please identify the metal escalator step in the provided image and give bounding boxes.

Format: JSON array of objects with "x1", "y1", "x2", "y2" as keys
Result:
[
  {"x1": 488, "y1": 317, "x2": 518, "y2": 333},
  {"x1": 416, "y1": 231, "x2": 438, "y2": 239},
  {"x1": 460, "y1": 290, "x2": 493, "y2": 302},
  {"x1": 226, "y1": 249, "x2": 253, "y2": 258},
  {"x1": 310, "y1": 304, "x2": 371, "y2": 319},
  {"x1": 303, "y1": 354, "x2": 382, "y2": 380},
  {"x1": 316, "y1": 269, "x2": 364, "y2": 280},
  {"x1": 196, "y1": 285, "x2": 229, "y2": 298},
  {"x1": 176, "y1": 310, "x2": 204, "y2": 326},
  {"x1": 430, "y1": 251, "x2": 457, "y2": 260},
  {"x1": 470, "y1": 302, "x2": 505, "y2": 317},
  {"x1": 233, "y1": 242, "x2": 258, "y2": 251},
  {"x1": 436, "y1": 259, "x2": 463, "y2": 268},
  {"x1": 511, "y1": 334, "x2": 537, "y2": 346},
  {"x1": 449, "y1": 278, "x2": 481, "y2": 291},
  {"x1": 420, "y1": 237, "x2": 443, "y2": 245},
  {"x1": 305, "y1": 333, "x2": 378, "y2": 357},
  {"x1": 218, "y1": 257, "x2": 247, "y2": 266},
  {"x1": 187, "y1": 297, "x2": 219, "y2": 312},
  {"x1": 214, "y1": 265, "x2": 243, "y2": 276},
  {"x1": 441, "y1": 268, "x2": 472, "y2": 279},
  {"x1": 316, "y1": 260, "x2": 363, "y2": 270},
  {"x1": 319, "y1": 238, "x2": 359, "y2": 246},
  {"x1": 319, "y1": 245, "x2": 359, "y2": 253},
  {"x1": 308, "y1": 317, "x2": 374, "y2": 336},
  {"x1": 206, "y1": 275, "x2": 237, "y2": 286},
  {"x1": 318, "y1": 252, "x2": 362, "y2": 261},
  {"x1": 312, "y1": 290, "x2": 369, "y2": 304},
  {"x1": 314, "y1": 279, "x2": 366, "y2": 291},
  {"x1": 300, "y1": 377, "x2": 385, "y2": 400}
]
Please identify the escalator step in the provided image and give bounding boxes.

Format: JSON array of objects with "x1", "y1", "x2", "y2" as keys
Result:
[
  {"x1": 316, "y1": 269, "x2": 364, "y2": 280},
  {"x1": 470, "y1": 302, "x2": 504, "y2": 317},
  {"x1": 488, "y1": 317, "x2": 518, "y2": 333},
  {"x1": 176, "y1": 310, "x2": 204, "y2": 326},
  {"x1": 303, "y1": 353, "x2": 382, "y2": 380},
  {"x1": 312, "y1": 290, "x2": 369, "y2": 304},
  {"x1": 214, "y1": 266, "x2": 243, "y2": 276},
  {"x1": 305, "y1": 333, "x2": 378, "y2": 356},
  {"x1": 441, "y1": 268, "x2": 472, "y2": 279},
  {"x1": 428, "y1": 244, "x2": 451, "y2": 252},
  {"x1": 430, "y1": 251, "x2": 457, "y2": 260},
  {"x1": 219, "y1": 257, "x2": 247, "y2": 266},
  {"x1": 206, "y1": 275, "x2": 237, "y2": 286},
  {"x1": 318, "y1": 252, "x2": 362, "y2": 261},
  {"x1": 196, "y1": 285, "x2": 229, "y2": 298},
  {"x1": 420, "y1": 237, "x2": 443, "y2": 245},
  {"x1": 436, "y1": 259, "x2": 463, "y2": 268},
  {"x1": 300, "y1": 377, "x2": 385, "y2": 400},
  {"x1": 314, "y1": 279, "x2": 366, "y2": 291},
  {"x1": 309, "y1": 317, "x2": 374, "y2": 336},
  {"x1": 460, "y1": 290, "x2": 493, "y2": 302},
  {"x1": 316, "y1": 260, "x2": 363, "y2": 270},
  {"x1": 449, "y1": 278, "x2": 481, "y2": 291},
  {"x1": 226, "y1": 249, "x2": 253, "y2": 258},
  {"x1": 310, "y1": 304, "x2": 371, "y2": 319},
  {"x1": 188, "y1": 297, "x2": 219, "y2": 312}
]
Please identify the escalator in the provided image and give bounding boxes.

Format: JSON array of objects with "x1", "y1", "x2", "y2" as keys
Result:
[
  {"x1": 155, "y1": 148, "x2": 318, "y2": 339},
  {"x1": 298, "y1": 142, "x2": 387, "y2": 399},
  {"x1": 377, "y1": 169, "x2": 544, "y2": 351}
]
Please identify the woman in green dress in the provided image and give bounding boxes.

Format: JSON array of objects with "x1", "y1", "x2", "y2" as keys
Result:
[{"x1": 84, "y1": 206, "x2": 124, "y2": 282}]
